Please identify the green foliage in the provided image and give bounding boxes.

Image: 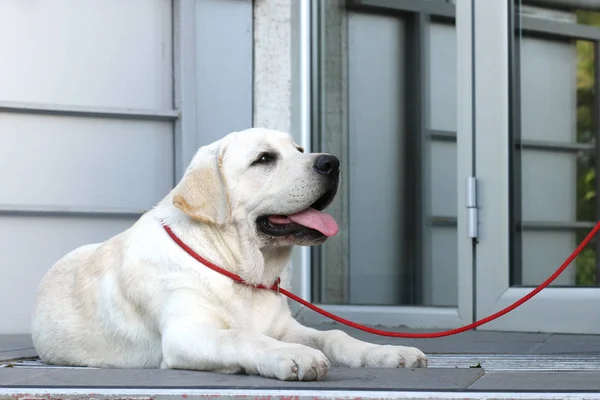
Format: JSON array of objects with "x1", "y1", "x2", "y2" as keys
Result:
[
  {"x1": 576, "y1": 248, "x2": 596, "y2": 285},
  {"x1": 574, "y1": 12, "x2": 600, "y2": 285}
]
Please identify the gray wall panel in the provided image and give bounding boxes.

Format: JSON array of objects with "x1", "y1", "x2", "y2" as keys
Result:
[
  {"x1": 0, "y1": 0, "x2": 254, "y2": 334},
  {"x1": 0, "y1": 115, "x2": 173, "y2": 210},
  {"x1": 195, "y1": 0, "x2": 253, "y2": 147},
  {"x1": 0, "y1": 0, "x2": 173, "y2": 109},
  {"x1": 0, "y1": 217, "x2": 139, "y2": 334}
]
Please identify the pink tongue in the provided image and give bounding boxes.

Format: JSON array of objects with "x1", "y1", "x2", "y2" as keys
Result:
[{"x1": 269, "y1": 208, "x2": 339, "y2": 237}]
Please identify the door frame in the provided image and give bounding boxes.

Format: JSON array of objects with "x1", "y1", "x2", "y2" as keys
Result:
[
  {"x1": 473, "y1": 0, "x2": 600, "y2": 334},
  {"x1": 295, "y1": 0, "x2": 475, "y2": 329}
]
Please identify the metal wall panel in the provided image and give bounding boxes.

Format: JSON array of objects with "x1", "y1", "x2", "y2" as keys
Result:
[
  {"x1": 0, "y1": 217, "x2": 139, "y2": 334},
  {"x1": 0, "y1": 0, "x2": 254, "y2": 334},
  {"x1": 0, "y1": 115, "x2": 174, "y2": 210},
  {"x1": 195, "y1": 0, "x2": 253, "y2": 144},
  {"x1": 0, "y1": 0, "x2": 174, "y2": 334},
  {"x1": 0, "y1": 0, "x2": 173, "y2": 109}
]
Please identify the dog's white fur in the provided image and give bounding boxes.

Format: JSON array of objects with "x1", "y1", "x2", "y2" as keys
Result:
[{"x1": 31, "y1": 128, "x2": 427, "y2": 381}]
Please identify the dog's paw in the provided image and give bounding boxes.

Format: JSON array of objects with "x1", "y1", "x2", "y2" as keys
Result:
[
  {"x1": 360, "y1": 345, "x2": 428, "y2": 368},
  {"x1": 257, "y1": 345, "x2": 330, "y2": 381}
]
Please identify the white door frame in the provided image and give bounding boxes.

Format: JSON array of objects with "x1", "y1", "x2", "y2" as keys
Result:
[
  {"x1": 296, "y1": 0, "x2": 475, "y2": 329},
  {"x1": 473, "y1": 0, "x2": 600, "y2": 334}
]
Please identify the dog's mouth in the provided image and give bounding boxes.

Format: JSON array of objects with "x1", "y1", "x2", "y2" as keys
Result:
[{"x1": 257, "y1": 189, "x2": 339, "y2": 238}]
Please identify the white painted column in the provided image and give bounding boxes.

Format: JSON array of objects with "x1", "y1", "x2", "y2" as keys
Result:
[{"x1": 253, "y1": 0, "x2": 313, "y2": 302}]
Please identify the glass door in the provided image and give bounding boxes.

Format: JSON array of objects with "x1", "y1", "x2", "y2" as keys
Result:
[
  {"x1": 474, "y1": 0, "x2": 600, "y2": 334},
  {"x1": 297, "y1": 0, "x2": 475, "y2": 330}
]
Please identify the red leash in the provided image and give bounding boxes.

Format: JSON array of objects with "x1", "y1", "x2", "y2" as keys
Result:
[{"x1": 163, "y1": 221, "x2": 600, "y2": 339}]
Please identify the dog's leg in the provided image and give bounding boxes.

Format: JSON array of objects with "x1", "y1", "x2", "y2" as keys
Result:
[
  {"x1": 161, "y1": 321, "x2": 330, "y2": 380},
  {"x1": 279, "y1": 319, "x2": 427, "y2": 368}
]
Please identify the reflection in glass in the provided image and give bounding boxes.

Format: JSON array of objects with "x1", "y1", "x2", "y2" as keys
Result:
[
  {"x1": 511, "y1": 3, "x2": 600, "y2": 287},
  {"x1": 311, "y1": 1, "x2": 459, "y2": 306}
]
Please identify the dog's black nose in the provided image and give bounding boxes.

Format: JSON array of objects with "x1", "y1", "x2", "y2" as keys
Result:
[{"x1": 313, "y1": 154, "x2": 340, "y2": 176}]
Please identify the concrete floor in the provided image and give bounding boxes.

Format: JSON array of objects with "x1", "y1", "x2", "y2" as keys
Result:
[{"x1": 3, "y1": 323, "x2": 600, "y2": 399}]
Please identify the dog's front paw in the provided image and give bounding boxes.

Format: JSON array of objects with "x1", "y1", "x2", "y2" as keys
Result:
[
  {"x1": 257, "y1": 345, "x2": 330, "y2": 381},
  {"x1": 360, "y1": 345, "x2": 428, "y2": 368}
]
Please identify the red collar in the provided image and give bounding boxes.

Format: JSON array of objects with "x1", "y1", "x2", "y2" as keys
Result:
[{"x1": 162, "y1": 224, "x2": 281, "y2": 292}]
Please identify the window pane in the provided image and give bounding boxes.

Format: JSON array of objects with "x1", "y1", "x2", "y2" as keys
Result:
[
  {"x1": 312, "y1": 1, "x2": 459, "y2": 306},
  {"x1": 511, "y1": 1, "x2": 600, "y2": 287}
]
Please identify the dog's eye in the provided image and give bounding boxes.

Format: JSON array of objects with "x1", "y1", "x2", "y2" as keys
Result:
[{"x1": 252, "y1": 152, "x2": 277, "y2": 166}]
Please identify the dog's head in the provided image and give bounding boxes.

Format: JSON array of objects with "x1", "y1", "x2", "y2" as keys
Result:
[{"x1": 172, "y1": 128, "x2": 340, "y2": 247}]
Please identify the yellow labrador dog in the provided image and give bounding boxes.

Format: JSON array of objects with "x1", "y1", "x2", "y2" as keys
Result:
[{"x1": 31, "y1": 128, "x2": 427, "y2": 381}]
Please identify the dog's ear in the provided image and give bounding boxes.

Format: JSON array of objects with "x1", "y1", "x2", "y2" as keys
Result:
[{"x1": 172, "y1": 143, "x2": 232, "y2": 229}]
